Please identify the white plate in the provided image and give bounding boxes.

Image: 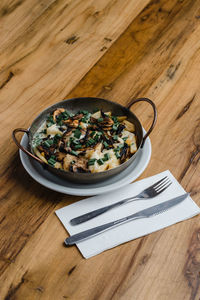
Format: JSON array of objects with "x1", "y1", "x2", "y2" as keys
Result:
[{"x1": 20, "y1": 131, "x2": 151, "y2": 196}]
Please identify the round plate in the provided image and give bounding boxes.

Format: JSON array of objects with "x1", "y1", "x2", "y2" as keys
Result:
[{"x1": 19, "y1": 131, "x2": 151, "y2": 196}]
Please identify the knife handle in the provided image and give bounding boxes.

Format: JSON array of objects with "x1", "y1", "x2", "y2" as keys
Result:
[
  {"x1": 70, "y1": 197, "x2": 137, "y2": 225},
  {"x1": 65, "y1": 213, "x2": 141, "y2": 246}
]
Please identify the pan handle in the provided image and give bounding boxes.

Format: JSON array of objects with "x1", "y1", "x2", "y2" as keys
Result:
[
  {"x1": 12, "y1": 128, "x2": 45, "y2": 165},
  {"x1": 126, "y1": 97, "x2": 157, "y2": 148}
]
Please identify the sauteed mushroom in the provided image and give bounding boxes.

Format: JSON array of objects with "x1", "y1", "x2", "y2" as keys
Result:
[
  {"x1": 63, "y1": 119, "x2": 79, "y2": 128},
  {"x1": 53, "y1": 108, "x2": 65, "y2": 122},
  {"x1": 72, "y1": 113, "x2": 83, "y2": 120},
  {"x1": 120, "y1": 143, "x2": 129, "y2": 163}
]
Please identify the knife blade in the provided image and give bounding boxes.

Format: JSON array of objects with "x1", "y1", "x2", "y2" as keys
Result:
[{"x1": 64, "y1": 193, "x2": 189, "y2": 246}]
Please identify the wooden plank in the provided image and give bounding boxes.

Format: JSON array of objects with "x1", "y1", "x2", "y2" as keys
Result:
[
  {"x1": 0, "y1": 0, "x2": 200, "y2": 299},
  {"x1": 0, "y1": 0, "x2": 150, "y2": 279}
]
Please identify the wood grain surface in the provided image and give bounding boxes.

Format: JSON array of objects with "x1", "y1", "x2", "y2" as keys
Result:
[{"x1": 0, "y1": 0, "x2": 200, "y2": 299}]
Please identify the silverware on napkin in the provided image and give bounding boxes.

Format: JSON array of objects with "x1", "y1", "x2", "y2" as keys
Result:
[
  {"x1": 65, "y1": 193, "x2": 189, "y2": 246},
  {"x1": 70, "y1": 176, "x2": 172, "y2": 225}
]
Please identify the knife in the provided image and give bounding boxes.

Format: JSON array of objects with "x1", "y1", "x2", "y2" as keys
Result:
[{"x1": 64, "y1": 193, "x2": 189, "y2": 246}]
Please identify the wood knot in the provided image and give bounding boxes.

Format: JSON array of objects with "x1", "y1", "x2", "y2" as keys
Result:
[
  {"x1": 104, "y1": 37, "x2": 112, "y2": 42},
  {"x1": 139, "y1": 254, "x2": 150, "y2": 265},
  {"x1": 93, "y1": 11, "x2": 100, "y2": 17},
  {"x1": 68, "y1": 265, "x2": 76, "y2": 276},
  {"x1": 35, "y1": 286, "x2": 44, "y2": 293},
  {"x1": 103, "y1": 85, "x2": 112, "y2": 91},
  {"x1": 184, "y1": 229, "x2": 200, "y2": 299},
  {"x1": 100, "y1": 46, "x2": 107, "y2": 52},
  {"x1": 140, "y1": 14, "x2": 149, "y2": 22},
  {"x1": 176, "y1": 94, "x2": 195, "y2": 120},
  {"x1": 166, "y1": 61, "x2": 181, "y2": 80},
  {"x1": 0, "y1": 71, "x2": 14, "y2": 89},
  {"x1": 65, "y1": 36, "x2": 79, "y2": 45}
]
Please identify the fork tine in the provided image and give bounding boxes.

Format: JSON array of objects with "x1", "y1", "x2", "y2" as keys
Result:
[
  {"x1": 150, "y1": 176, "x2": 168, "y2": 189},
  {"x1": 155, "y1": 182, "x2": 172, "y2": 195},
  {"x1": 154, "y1": 179, "x2": 171, "y2": 191}
]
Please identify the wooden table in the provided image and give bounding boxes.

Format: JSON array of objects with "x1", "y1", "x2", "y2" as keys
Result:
[{"x1": 1, "y1": 0, "x2": 200, "y2": 299}]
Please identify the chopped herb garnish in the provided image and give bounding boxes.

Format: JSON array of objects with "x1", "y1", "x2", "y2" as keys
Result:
[
  {"x1": 88, "y1": 158, "x2": 97, "y2": 166},
  {"x1": 72, "y1": 139, "x2": 81, "y2": 145},
  {"x1": 86, "y1": 138, "x2": 96, "y2": 146},
  {"x1": 48, "y1": 157, "x2": 56, "y2": 166},
  {"x1": 80, "y1": 110, "x2": 89, "y2": 115},
  {"x1": 114, "y1": 144, "x2": 123, "y2": 151},
  {"x1": 115, "y1": 152, "x2": 121, "y2": 159},
  {"x1": 44, "y1": 140, "x2": 54, "y2": 148},
  {"x1": 94, "y1": 131, "x2": 103, "y2": 141},
  {"x1": 113, "y1": 135, "x2": 118, "y2": 141},
  {"x1": 97, "y1": 158, "x2": 104, "y2": 165},
  {"x1": 98, "y1": 117, "x2": 103, "y2": 122},
  {"x1": 68, "y1": 112, "x2": 74, "y2": 118},
  {"x1": 94, "y1": 134, "x2": 100, "y2": 142},
  {"x1": 74, "y1": 129, "x2": 81, "y2": 139},
  {"x1": 112, "y1": 116, "x2": 118, "y2": 123},
  {"x1": 53, "y1": 134, "x2": 61, "y2": 144},
  {"x1": 69, "y1": 150, "x2": 79, "y2": 156},
  {"x1": 88, "y1": 138, "x2": 95, "y2": 144},
  {"x1": 62, "y1": 111, "x2": 70, "y2": 119},
  {"x1": 103, "y1": 141, "x2": 109, "y2": 149},
  {"x1": 122, "y1": 137, "x2": 128, "y2": 141},
  {"x1": 74, "y1": 144, "x2": 82, "y2": 150},
  {"x1": 41, "y1": 129, "x2": 47, "y2": 134},
  {"x1": 81, "y1": 117, "x2": 88, "y2": 123},
  {"x1": 103, "y1": 153, "x2": 110, "y2": 161},
  {"x1": 46, "y1": 115, "x2": 55, "y2": 127},
  {"x1": 90, "y1": 131, "x2": 96, "y2": 137},
  {"x1": 112, "y1": 124, "x2": 118, "y2": 131},
  {"x1": 59, "y1": 120, "x2": 64, "y2": 126},
  {"x1": 81, "y1": 112, "x2": 91, "y2": 123}
]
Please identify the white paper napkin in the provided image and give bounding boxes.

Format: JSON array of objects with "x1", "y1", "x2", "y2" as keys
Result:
[{"x1": 55, "y1": 170, "x2": 200, "y2": 259}]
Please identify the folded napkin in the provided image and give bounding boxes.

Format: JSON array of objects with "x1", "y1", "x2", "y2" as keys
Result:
[{"x1": 55, "y1": 170, "x2": 200, "y2": 259}]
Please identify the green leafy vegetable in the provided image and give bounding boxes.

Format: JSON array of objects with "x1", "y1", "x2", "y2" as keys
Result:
[
  {"x1": 48, "y1": 157, "x2": 56, "y2": 166},
  {"x1": 46, "y1": 115, "x2": 55, "y2": 127},
  {"x1": 88, "y1": 158, "x2": 97, "y2": 166},
  {"x1": 98, "y1": 117, "x2": 103, "y2": 122},
  {"x1": 74, "y1": 129, "x2": 81, "y2": 139},
  {"x1": 103, "y1": 141, "x2": 109, "y2": 149},
  {"x1": 103, "y1": 153, "x2": 110, "y2": 161},
  {"x1": 74, "y1": 144, "x2": 82, "y2": 150},
  {"x1": 44, "y1": 140, "x2": 54, "y2": 148},
  {"x1": 97, "y1": 158, "x2": 104, "y2": 165},
  {"x1": 112, "y1": 123, "x2": 118, "y2": 131},
  {"x1": 69, "y1": 150, "x2": 79, "y2": 156}
]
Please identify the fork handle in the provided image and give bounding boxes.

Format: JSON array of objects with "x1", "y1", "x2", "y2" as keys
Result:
[{"x1": 70, "y1": 198, "x2": 137, "y2": 225}]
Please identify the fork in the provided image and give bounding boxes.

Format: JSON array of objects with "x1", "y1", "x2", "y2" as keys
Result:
[{"x1": 70, "y1": 176, "x2": 172, "y2": 225}]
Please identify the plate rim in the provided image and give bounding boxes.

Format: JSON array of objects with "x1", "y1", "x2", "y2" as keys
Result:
[{"x1": 19, "y1": 132, "x2": 151, "y2": 196}]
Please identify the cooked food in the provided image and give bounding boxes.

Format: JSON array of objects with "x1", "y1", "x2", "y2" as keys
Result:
[{"x1": 32, "y1": 108, "x2": 138, "y2": 173}]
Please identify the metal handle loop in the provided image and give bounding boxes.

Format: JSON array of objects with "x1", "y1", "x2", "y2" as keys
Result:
[
  {"x1": 126, "y1": 97, "x2": 157, "y2": 147},
  {"x1": 12, "y1": 128, "x2": 45, "y2": 165}
]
